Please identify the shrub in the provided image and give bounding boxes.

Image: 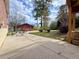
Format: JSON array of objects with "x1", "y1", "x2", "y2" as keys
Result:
[
  {"x1": 49, "y1": 21, "x2": 57, "y2": 30},
  {"x1": 39, "y1": 29, "x2": 42, "y2": 32},
  {"x1": 39, "y1": 27, "x2": 43, "y2": 32},
  {"x1": 59, "y1": 26, "x2": 68, "y2": 33},
  {"x1": 33, "y1": 26, "x2": 38, "y2": 30},
  {"x1": 47, "y1": 29, "x2": 50, "y2": 33},
  {"x1": 7, "y1": 32, "x2": 16, "y2": 36}
]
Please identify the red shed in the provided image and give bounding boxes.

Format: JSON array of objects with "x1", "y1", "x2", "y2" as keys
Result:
[{"x1": 16, "y1": 23, "x2": 33, "y2": 31}]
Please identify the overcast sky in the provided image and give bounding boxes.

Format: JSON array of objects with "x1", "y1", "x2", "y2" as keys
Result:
[{"x1": 10, "y1": 0, "x2": 66, "y2": 25}]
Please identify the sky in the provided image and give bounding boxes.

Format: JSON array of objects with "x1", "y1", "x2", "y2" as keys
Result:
[{"x1": 9, "y1": 0, "x2": 66, "y2": 25}]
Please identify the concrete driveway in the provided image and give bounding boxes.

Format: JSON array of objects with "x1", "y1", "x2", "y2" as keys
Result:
[{"x1": 0, "y1": 32, "x2": 79, "y2": 59}]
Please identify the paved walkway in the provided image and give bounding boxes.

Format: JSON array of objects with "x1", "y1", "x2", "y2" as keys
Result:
[{"x1": 0, "y1": 32, "x2": 79, "y2": 59}]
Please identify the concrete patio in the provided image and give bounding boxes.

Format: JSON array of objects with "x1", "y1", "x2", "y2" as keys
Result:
[{"x1": 0, "y1": 32, "x2": 79, "y2": 59}]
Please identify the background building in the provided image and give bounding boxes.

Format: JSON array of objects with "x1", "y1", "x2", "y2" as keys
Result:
[{"x1": 16, "y1": 23, "x2": 33, "y2": 31}]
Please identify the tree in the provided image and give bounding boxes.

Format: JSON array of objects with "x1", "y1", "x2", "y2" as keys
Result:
[
  {"x1": 9, "y1": 13, "x2": 26, "y2": 32},
  {"x1": 9, "y1": 15, "x2": 17, "y2": 32},
  {"x1": 57, "y1": 5, "x2": 68, "y2": 33},
  {"x1": 33, "y1": 0, "x2": 52, "y2": 30}
]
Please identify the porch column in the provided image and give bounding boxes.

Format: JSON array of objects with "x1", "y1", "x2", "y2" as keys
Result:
[{"x1": 66, "y1": 0, "x2": 73, "y2": 43}]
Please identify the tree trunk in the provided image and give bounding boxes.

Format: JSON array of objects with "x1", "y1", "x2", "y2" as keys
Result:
[{"x1": 41, "y1": 16, "x2": 43, "y2": 28}]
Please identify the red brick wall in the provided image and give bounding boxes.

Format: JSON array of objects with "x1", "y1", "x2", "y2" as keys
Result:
[{"x1": 0, "y1": 0, "x2": 7, "y2": 28}]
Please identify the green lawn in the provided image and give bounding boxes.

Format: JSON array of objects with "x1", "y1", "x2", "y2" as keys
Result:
[{"x1": 30, "y1": 30, "x2": 67, "y2": 41}]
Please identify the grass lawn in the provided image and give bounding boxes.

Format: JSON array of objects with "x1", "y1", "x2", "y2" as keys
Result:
[{"x1": 30, "y1": 30, "x2": 67, "y2": 41}]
